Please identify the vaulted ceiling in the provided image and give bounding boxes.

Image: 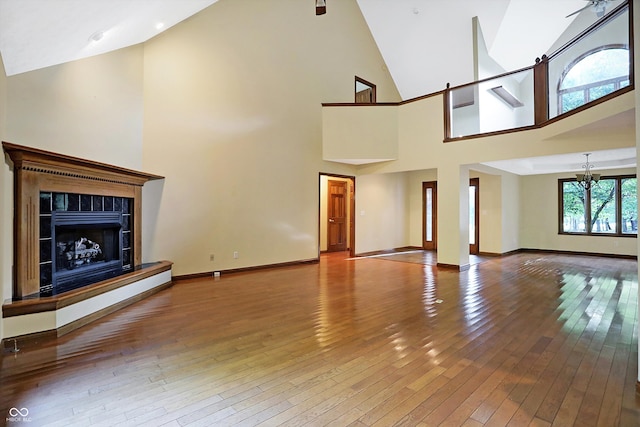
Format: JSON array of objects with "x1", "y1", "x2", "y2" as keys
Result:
[
  {"x1": 0, "y1": 0, "x2": 219, "y2": 77},
  {"x1": 357, "y1": 0, "x2": 601, "y2": 99},
  {"x1": 0, "y1": 0, "x2": 633, "y2": 174},
  {"x1": 0, "y1": 0, "x2": 601, "y2": 93}
]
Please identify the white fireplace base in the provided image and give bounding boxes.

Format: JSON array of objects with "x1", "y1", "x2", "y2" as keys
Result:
[{"x1": 2, "y1": 261, "x2": 172, "y2": 343}]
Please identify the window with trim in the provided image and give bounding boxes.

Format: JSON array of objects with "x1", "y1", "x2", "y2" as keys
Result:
[
  {"x1": 559, "y1": 175, "x2": 637, "y2": 236},
  {"x1": 558, "y1": 46, "x2": 630, "y2": 115}
]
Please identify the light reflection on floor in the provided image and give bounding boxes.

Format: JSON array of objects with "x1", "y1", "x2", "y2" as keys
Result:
[{"x1": 354, "y1": 249, "x2": 491, "y2": 266}]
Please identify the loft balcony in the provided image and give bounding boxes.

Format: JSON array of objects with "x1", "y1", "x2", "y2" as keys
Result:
[{"x1": 322, "y1": 1, "x2": 632, "y2": 167}]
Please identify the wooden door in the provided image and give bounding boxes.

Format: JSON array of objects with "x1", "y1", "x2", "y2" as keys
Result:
[
  {"x1": 469, "y1": 178, "x2": 479, "y2": 255},
  {"x1": 422, "y1": 181, "x2": 437, "y2": 250},
  {"x1": 355, "y1": 88, "x2": 373, "y2": 103},
  {"x1": 327, "y1": 180, "x2": 348, "y2": 252},
  {"x1": 355, "y1": 76, "x2": 376, "y2": 104}
]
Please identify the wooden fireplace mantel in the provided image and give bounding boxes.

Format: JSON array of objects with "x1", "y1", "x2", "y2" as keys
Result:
[
  {"x1": 2, "y1": 141, "x2": 164, "y2": 298},
  {"x1": 2, "y1": 141, "x2": 164, "y2": 185}
]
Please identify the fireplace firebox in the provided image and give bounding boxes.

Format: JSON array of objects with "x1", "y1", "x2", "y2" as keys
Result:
[
  {"x1": 40, "y1": 192, "x2": 133, "y2": 295},
  {"x1": 52, "y1": 211, "x2": 125, "y2": 293}
]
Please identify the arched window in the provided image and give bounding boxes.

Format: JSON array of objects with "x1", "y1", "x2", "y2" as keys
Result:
[{"x1": 558, "y1": 46, "x2": 630, "y2": 114}]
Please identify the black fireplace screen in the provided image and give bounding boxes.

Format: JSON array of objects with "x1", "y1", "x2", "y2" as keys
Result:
[{"x1": 39, "y1": 192, "x2": 133, "y2": 295}]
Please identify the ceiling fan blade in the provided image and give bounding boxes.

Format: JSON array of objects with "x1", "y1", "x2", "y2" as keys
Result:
[{"x1": 566, "y1": 3, "x2": 593, "y2": 18}]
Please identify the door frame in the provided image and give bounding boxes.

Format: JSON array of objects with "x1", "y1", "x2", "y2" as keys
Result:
[
  {"x1": 327, "y1": 179, "x2": 348, "y2": 252},
  {"x1": 470, "y1": 177, "x2": 480, "y2": 255},
  {"x1": 355, "y1": 76, "x2": 376, "y2": 104},
  {"x1": 319, "y1": 173, "x2": 356, "y2": 257},
  {"x1": 422, "y1": 181, "x2": 437, "y2": 250}
]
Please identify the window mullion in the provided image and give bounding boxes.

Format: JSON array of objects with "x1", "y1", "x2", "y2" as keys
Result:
[
  {"x1": 616, "y1": 177, "x2": 622, "y2": 235},
  {"x1": 585, "y1": 187, "x2": 592, "y2": 233}
]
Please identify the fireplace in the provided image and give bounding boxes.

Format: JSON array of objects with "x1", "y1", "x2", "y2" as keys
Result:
[
  {"x1": 2, "y1": 141, "x2": 165, "y2": 299},
  {"x1": 39, "y1": 192, "x2": 133, "y2": 296},
  {"x1": 53, "y1": 217, "x2": 122, "y2": 291},
  {"x1": 2, "y1": 142, "x2": 172, "y2": 344}
]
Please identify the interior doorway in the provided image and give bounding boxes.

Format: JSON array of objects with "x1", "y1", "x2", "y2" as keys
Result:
[
  {"x1": 422, "y1": 178, "x2": 479, "y2": 255},
  {"x1": 327, "y1": 179, "x2": 348, "y2": 252},
  {"x1": 320, "y1": 174, "x2": 355, "y2": 257},
  {"x1": 469, "y1": 177, "x2": 480, "y2": 255},
  {"x1": 422, "y1": 181, "x2": 437, "y2": 250}
]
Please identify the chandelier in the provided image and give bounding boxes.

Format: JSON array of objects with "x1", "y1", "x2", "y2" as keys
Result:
[{"x1": 576, "y1": 153, "x2": 600, "y2": 190}]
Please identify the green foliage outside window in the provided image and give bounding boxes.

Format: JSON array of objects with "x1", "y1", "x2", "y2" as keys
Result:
[
  {"x1": 561, "y1": 92, "x2": 585, "y2": 114},
  {"x1": 588, "y1": 83, "x2": 616, "y2": 101},
  {"x1": 558, "y1": 48, "x2": 629, "y2": 114},
  {"x1": 621, "y1": 178, "x2": 637, "y2": 233},
  {"x1": 590, "y1": 179, "x2": 616, "y2": 233},
  {"x1": 562, "y1": 181, "x2": 585, "y2": 232},
  {"x1": 560, "y1": 176, "x2": 637, "y2": 236}
]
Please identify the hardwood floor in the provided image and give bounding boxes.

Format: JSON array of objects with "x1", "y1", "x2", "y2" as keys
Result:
[
  {"x1": 2, "y1": 252, "x2": 639, "y2": 426},
  {"x1": 360, "y1": 249, "x2": 490, "y2": 266}
]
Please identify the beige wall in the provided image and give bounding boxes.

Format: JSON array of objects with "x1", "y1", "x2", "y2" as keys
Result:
[
  {"x1": 355, "y1": 172, "x2": 409, "y2": 254},
  {"x1": 338, "y1": 90, "x2": 635, "y2": 264},
  {"x1": 406, "y1": 168, "x2": 520, "y2": 256},
  {"x1": 343, "y1": 92, "x2": 635, "y2": 178},
  {"x1": 474, "y1": 171, "x2": 502, "y2": 255},
  {"x1": 4, "y1": 46, "x2": 144, "y2": 168},
  {"x1": 323, "y1": 106, "x2": 398, "y2": 163},
  {"x1": 500, "y1": 171, "x2": 521, "y2": 253},
  {"x1": 0, "y1": 53, "x2": 6, "y2": 148},
  {"x1": 355, "y1": 159, "x2": 635, "y2": 262},
  {"x1": 441, "y1": 161, "x2": 635, "y2": 263},
  {"x1": 1, "y1": 53, "x2": 8, "y2": 339},
  {"x1": 520, "y1": 168, "x2": 637, "y2": 256},
  {"x1": 141, "y1": 0, "x2": 399, "y2": 275},
  {"x1": 446, "y1": 154, "x2": 631, "y2": 263}
]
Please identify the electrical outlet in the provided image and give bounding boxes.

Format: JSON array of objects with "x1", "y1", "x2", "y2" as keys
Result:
[
  {"x1": 214, "y1": 271, "x2": 221, "y2": 278},
  {"x1": 209, "y1": 254, "x2": 215, "y2": 261},
  {"x1": 233, "y1": 251, "x2": 239, "y2": 259}
]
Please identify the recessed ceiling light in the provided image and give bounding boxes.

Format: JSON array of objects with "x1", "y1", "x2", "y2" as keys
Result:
[
  {"x1": 155, "y1": 22, "x2": 165, "y2": 30},
  {"x1": 88, "y1": 30, "x2": 104, "y2": 43}
]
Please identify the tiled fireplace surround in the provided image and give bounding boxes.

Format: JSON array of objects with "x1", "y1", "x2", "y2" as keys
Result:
[
  {"x1": 39, "y1": 192, "x2": 133, "y2": 295},
  {"x1": 2, "y1": 142, "x2": 172, "y2": 344}
]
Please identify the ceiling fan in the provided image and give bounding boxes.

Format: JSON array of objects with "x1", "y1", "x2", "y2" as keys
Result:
[{"x1": 566, "y1": 0, "x2": 618, "y2": 18}]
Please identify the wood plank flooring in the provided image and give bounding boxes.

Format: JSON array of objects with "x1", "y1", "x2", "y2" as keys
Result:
[
  {"x1": 360, "y1": 249, "x2": 490, "y2": 267},
  {"x1": 1, "y1": 252, "x2": 639, "y2": 426}
]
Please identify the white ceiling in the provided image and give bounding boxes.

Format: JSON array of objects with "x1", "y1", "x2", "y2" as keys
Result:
[
  {"x1": 356, "y1": 0, "x2": 598, "y2": 99},
  {"x1": 0, "y1": 0, "x2": 219, "y2": 76},
  {"x1": 0, "y1": 0, "x2": 633, "y2": 175},
  {"x1": 483, "y1": 147, "x2": 637, "y2": 175}
]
